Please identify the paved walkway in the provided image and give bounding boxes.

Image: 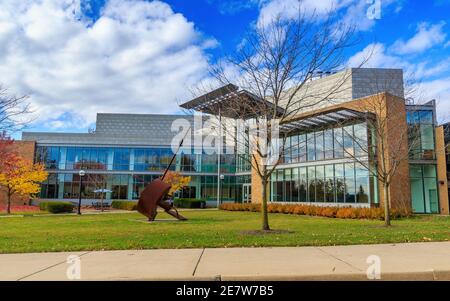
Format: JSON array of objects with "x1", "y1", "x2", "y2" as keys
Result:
[{"x1": 1, "y1": 242, "x2": 449, "y2": 281}]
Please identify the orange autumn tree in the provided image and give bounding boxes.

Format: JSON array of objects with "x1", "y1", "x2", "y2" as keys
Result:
[
  {"x1": 0, "y1": 153, "x2": 48, "y2": 214},
  {"x1": 162, "y1": 171, "x2": 191, "y2": 197}
]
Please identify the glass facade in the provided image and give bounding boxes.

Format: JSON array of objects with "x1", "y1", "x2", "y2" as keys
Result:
[
  {"x1": 270, "y1": 162, "x2": 373, "y2": 204},
  {"x1": 35, "y1": 146, "x2": 236, "y2": 173},
  {"x1": 36, "y1": 146, "x2": 246, "y2": 202},
  {"x1": 39, "y1": 173, "x2": 249, "y2": 202},
  {"x1": 407, "y1": 108, "x2": 440, "y2": 214},
  {"x1": 281, "y1": 123, "x2": 368, "y2": 164},
  {"x1": 407, "y1": 110, "x2": 435, "y2": 160},
  {"x1": 409, "y1": 165, "x2": 439, "y2": 213},
  {"x1": 271, "y1": 122, "x2": 374, "y2": 204}
]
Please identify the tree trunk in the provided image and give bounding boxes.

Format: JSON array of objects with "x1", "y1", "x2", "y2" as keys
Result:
[
  {"x1": 383, "y1": 183, "x2": 391, "y2": 226},
  {"x1": 261, "y1": 177, "x2": 270, "y2": 231},
  {"x1": 6, "y1": 190, "x2": 11, "y2": 215}
]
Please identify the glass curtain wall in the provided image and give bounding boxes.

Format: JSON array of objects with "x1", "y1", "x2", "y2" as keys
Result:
[
  {"x1": 409, "y1": 164, "x2": 439, "y2": 213},
  {"x1": 270, "y1": 122, "x2": 372, "y2": 204},
  {"x1": 269, "y1": 162, "x2": 371, "y2": 204}
]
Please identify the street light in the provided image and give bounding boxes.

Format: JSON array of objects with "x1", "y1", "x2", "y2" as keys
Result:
[
  {"x1": 77, "y1": 169, "x2": 86, "y2": 215},
  {"x1": 219, "y1": 174, "x2": 225, "y2": 205}
]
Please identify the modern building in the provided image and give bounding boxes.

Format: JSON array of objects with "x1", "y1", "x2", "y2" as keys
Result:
[{"x1": 16, "y1": 68, "x2": 449, "y2": 214}]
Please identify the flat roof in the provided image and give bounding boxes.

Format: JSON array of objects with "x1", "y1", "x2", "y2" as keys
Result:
[
  {"x1": 179, "y1": 84, "x2": 284, "y2": 119},
  {"x1": 280, "y1": 108, "x2": 372, "y2": 134}
]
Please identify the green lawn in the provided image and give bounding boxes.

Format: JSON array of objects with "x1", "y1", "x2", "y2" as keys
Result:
[{"x1": 0, "y1": 210, "x2": 449, "y2": 254}]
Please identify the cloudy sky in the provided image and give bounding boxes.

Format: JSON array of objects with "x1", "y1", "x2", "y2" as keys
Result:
[{"x1": 0, "y1": 0, "x2": 449, "y2": 134}]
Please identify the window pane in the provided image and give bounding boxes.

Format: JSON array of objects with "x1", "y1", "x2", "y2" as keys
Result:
[
  {"x1": 324, "y1": 129, "x2": 334, "y2": 159},
  {"x1": 334, "y1": 127, "x2": 344, "y2": 158},
  {"x1": 353, "y1": 123, "x2": 367, "y2": 157},
  {"x1": 343, "y1": 125, "x2": 354, "y2": 157},
  {"x1": 423, "y1": 165, "x2": 436, "y2": 178},
  {"x1": 356, "y1": 177, "x2": 369, "y2": 203},
  {"x1": 345, "y1": 177, "x2": 356, "y2": 203},
  {"x1": 336, "y1": 178, "x2": 345, "y2": 202},
  {"x1": 419, "y1": 111, "x2": 433, "y2": 124},
  {"x1": 307, "y1": 133, "x2": 315, "y2": 161},
  {"x1": 299, "y1": 134, "x2": 307, "y2": 162},
  {"x1": 424, "y1": 178, "x2": 439, "y2": 213},
  {"x1": 334, "y1": 164, "x2": 344, "y2": 177},
  {"x1": 411, "y1": 178, "x2": 425, "y2": 213},
  {"x1": 410, "y1": 165, "x2": 422, "y2": 178},
  {"x1": 325, "y1": 178, "x2": 335, "y2": 203},
  {"x1": 325, "y1": 165, "x2": 334, "y2": 178},
  {"x1": 315, "y1": 131, "x2": 324, "y2": 161}
]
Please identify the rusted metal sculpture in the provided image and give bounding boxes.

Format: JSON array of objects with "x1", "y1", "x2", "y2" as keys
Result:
[{"x1": 137, "y1": 130, "x2": 189, "y2": 222}]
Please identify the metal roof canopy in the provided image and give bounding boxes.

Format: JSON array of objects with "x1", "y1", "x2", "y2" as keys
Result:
[
  {"x1": 179, "y1": 84, "x2": 284, "y2": 120},
  {"x1": 280, "y1": 108, "x2": 372, "y2": 135}
]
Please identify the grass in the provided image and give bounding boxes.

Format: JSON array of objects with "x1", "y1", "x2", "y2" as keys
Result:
[{"x1": 0, "y1": 210, "x2": 449, "y2": 254}]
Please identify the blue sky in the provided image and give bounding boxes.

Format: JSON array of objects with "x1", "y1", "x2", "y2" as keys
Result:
[{"x1": 0, "y1": 0, "x2": 448, "y2": 136}]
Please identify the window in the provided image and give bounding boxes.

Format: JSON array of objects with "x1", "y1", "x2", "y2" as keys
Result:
[
  {"x1": 292, "y1": 168, "x2": 299, "y2": 202},
  {"x1": 113, "y1": 149, "x2": 130, "y2": 171},
  {"x1": 291, "y1": 135, "x2": 299, "y2": 163},
  {"x1": 353, "y1": 123, "x2": 368, "y2": 157},
  {"x1": 299, "y1": 134, "x2": 307, "y2": 162},
  {"x1": 315, "y1": 131, "x2": 324, "y2": 161},
  {"x1": 307, "y1": 133, "x2": 315, "y2": 161},
  {"x1": 299, "y1": 167, "x2": 307, "y2": 202},
  {"x1": 324, "y1": 129, "x2": 334, "y2": 160},
  {"x1": 308, "y1": 166, "x2": 316, "y2": 202},
  {"x1": 410, "y1": 164, "x2": 439, "y2": 214},
  {"x1": 325, "y1": 165, "x2": 335, "y2": 203},
  {"x1": 407, "y1": 110, "x2": 436, "y2": 160},
  {"x1": 334, "y1": 127, "x2": 344, "y2": 158},
  {"x1": 345, "y1": 163, "x2": 355, "y2": 203},
  {"x1": 343, "y1": 125, "x2": 354, "y2": 158},
  {"x1": 315, "y1": 165, "x2": 325, "y2": 202}
]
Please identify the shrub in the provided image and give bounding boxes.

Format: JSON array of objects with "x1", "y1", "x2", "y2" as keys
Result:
[
  {"x1": 111, "y1": 200, "x2": 137, "y2": 211},
  {"x1": 219, "y1": 203, "x2": 411, "y2": 220},
  {"x1": 39, "y1": 202, "x2": 75, "y2": 214},
  {"x1": 174, "y1": 198, "x2": 206, "y2": 209}
]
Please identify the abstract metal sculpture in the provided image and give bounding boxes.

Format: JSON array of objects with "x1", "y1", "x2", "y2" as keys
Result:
[{"x1": 137, "y1": 130, "x2": 189, "y2": 221}]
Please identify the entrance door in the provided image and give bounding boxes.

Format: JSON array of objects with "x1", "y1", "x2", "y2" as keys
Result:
[{"x1": 242, "y1": 184, "x2": 251, "y2": 203}]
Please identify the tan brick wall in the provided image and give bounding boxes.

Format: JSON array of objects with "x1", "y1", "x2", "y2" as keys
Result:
[
  {"x1": 0, "y1": 140, "x2": 36, "y2": 206},
  {"x1": 435, "y1": 126, "x2": 449, "y2": 215}
]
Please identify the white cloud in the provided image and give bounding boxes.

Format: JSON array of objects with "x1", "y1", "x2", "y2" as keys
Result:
[
  {"x1": 346, "y1": 43, "x2": 409, "y2": 69},
  {"x1": 420, "y1": 77, "x2": 450, "y2": 123},
  {"x1": 0, "y1": 0, "x2": 215, "y2": 130},
  {"x1": 391, "y1": 22, "x2": 447, "y2": 55},
  {"x1": 256, "y1": 0, "x2": 397, "y2": 31}
]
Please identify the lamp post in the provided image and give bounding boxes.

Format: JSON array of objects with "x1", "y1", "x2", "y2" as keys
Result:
[
  {"x1": 77, "y1": 169, "x2": 86, "y2": 215},
  {"x1": 219, "y1": 174, "x2": 225, "y2": 205}
]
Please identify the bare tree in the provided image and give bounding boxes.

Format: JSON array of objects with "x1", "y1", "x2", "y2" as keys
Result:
[
  {"x1": 198, "y1": 9, "x2": 358, "y2": 231},
  {"x1": 334, "y1": 70, "x2": 423, "y2": 226},
  {"x1": 0, "y1": 85, "x2": 32, "y2": 133}
]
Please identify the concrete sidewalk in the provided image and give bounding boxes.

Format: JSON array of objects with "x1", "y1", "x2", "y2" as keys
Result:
[{"x1": 1, "y1": 242, "x2": 449, "y2": 281}]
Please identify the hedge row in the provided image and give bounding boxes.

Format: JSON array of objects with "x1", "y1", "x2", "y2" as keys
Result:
[
  {"x1": 174, "y1": 198, "x2": 206, "y2": 209},
  {"x1": 39, "y1": 202, "x2": 75, "y2": 214},
  {"x1": 219, "y1": 203, "x2": 411, "y2": 220},
  {"x1": 111, "y1": 201, "x2": 137, "y2": 211}
]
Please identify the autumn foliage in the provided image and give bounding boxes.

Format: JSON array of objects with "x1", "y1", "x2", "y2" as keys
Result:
[
  {"x1": 0, "y1": 151, "x2": 48, "y2": 214},
  {"x1": 219, "y1": 203, "x2": 411, "y2": 220},
  {"x1": 162, "y1": 171, "x2": 191, "y2": 196}
]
